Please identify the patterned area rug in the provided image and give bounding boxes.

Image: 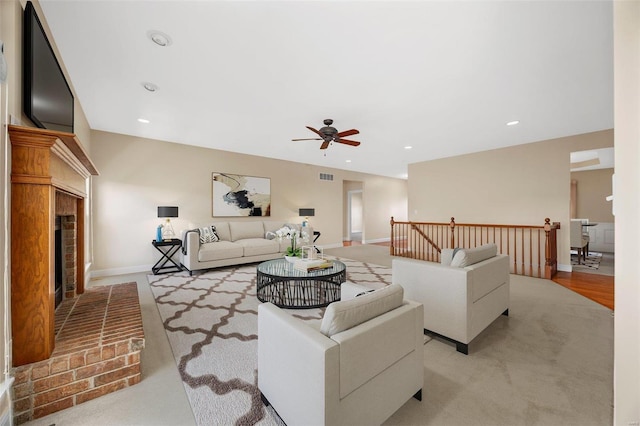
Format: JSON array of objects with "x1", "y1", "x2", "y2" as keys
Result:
[
  {"x1": 571, "y1": 251, "x2": 602, "y2": 270},
  {"x1": 146, "y1": 257, "x2": 391, "y2": 426}
]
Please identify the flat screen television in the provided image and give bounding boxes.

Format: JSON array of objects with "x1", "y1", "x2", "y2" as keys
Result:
[{"x1": 23, "y1": 1, "x2": 74, "y2": 133}]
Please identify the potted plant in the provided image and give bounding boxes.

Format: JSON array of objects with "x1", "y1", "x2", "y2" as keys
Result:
[{"x1": 275, "y1": 226, "x2": 301, "y2": 262}]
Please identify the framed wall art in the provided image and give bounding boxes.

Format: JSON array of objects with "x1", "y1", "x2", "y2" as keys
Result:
[{"x1": 212, "y1": 173, "x2": 271, "y2": 217}]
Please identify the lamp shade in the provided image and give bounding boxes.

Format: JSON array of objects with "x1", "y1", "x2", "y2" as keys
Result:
[
  {"x1": 299, "y1": 208, "x2": 315, "y2": 217},
  {"x1": 157, "y1": 206, "x2": 178, "y2": 218}
]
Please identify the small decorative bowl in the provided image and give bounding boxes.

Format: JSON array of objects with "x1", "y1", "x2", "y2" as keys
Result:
[{"x1": 284, "y1": 256, "x2": 298, "y2": 263}]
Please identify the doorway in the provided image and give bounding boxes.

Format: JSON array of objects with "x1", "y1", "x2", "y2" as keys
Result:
[
  {"x1": 347, "y1": 189, "x2": 363, "y2": 243},
  {"x1": 569, "y1": 147, "x2": 615, "y2": 275}
]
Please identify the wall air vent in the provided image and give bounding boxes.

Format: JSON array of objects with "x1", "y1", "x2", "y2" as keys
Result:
[{"x1": 319, "y1": 173, "x2": 334, "y2": 181}]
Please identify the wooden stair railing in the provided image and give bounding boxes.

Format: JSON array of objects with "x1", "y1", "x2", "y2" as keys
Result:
[
  {"x1": 410, "y1": 224, "x2": 442, "y2": 254},
  {"x1": 390, "y1": 217, "x2": 560, "y2": 279}
]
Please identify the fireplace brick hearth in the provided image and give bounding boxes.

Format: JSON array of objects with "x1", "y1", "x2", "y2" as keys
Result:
[{"x1": 11, "y1": 283, "x2": 145, "y2": 424}]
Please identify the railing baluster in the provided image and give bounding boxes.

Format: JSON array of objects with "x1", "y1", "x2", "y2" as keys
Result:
[
  {"x1": 529, "y1": 228, "x2": 533, "y2": 277},
  {"x1": 537, "y1": 229, "x2": 541, "y2": 278},
  {"x1": 512, "y1": 227, "x2": 517, "y2": 274},
  {"x1": 520, "y1": 228, "x2": 524, "y2": 275}
]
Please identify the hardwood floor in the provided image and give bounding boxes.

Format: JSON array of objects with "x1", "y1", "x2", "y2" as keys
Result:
[
  {"x1": 342, "y1": 240, "x2": 615, "y2": 310},
  {"x1": 552, "y1": 271, "x2": 614, "y2": 310}
]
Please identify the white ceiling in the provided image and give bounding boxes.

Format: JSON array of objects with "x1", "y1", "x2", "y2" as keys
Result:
[{"x1": 39, "y1": 0, "x2": 613, "y2": 179}]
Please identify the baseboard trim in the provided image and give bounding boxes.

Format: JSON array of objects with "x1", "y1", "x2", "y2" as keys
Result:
[
  {"x1": 363, "y1": 237, "x2": 390, "y2": 244},
  {"x1": 91, "y1": 264, "x2": 151, "y2": 278},
  {"x1": 557, "y1": 263, "x2": 572, "y2": 273}
]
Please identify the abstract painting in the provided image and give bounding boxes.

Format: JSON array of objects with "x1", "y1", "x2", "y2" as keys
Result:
[{"x1": 212, "y1": 173, "x2": 271, "y2": 217}]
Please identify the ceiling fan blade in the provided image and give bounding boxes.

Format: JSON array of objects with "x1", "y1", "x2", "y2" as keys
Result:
[
  {"x1": 335, "y1": 138, "x2": 361, "y2": 147},
  {"x1": 306, "y1": 126, "x2": 325, "y2": 138},
  {"x1": 336, "y1": 129, "x2": 359, "y2": 138},
  {"x1": 292, "y1": 138, "x2": 323, "y2": 141},
  {"x1": 320, "y1": 141, "x2": 330, "y2": 150}
]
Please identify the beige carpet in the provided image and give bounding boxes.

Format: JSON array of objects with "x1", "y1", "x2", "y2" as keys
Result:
[
  {"x1": 325, "y1": 244, "x2": 393, "y2": 267},
  {"x1": 147, "y1": 247, "x2": 613, "y2": 426}
]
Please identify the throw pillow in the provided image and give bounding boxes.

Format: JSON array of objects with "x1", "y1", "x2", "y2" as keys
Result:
[
  {"x1": 320, "y1": 284, "x2": 404, "y2": 337},
  {"x1": 440, "y1": 248, "x2": 459, "y2": 266},
  {"x1": 199, "y1": 226, "x2": 220, "y2": 244},
  {"x1": 450, "y1": 243, "x2": 497, "y2": 267}
]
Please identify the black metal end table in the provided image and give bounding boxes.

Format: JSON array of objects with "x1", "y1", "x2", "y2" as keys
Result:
[{"x1": 152, "y1": 238, "x2": 183, "y2": 274}]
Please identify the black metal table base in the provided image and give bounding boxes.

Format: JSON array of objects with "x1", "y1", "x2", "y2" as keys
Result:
[
  {"x1": 257, "y1": 278, "x2": 342, "y2": 309},
  {"x1": 152, "y1": 239, "x2": 182, "y2": 274},
  {"x1": 257, "y1": 260, "x2": 345, "y2": 309}
]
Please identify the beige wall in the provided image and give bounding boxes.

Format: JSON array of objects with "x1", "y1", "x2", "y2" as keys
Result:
[
  {"x1": 613, "y1": 1, "x2": 639, "y2": 423},
  {"x1": 570, "y1": 168, "x2": 614, "y2": 223},
  {"x1": 90, "y1": 131, "x2": 407, "y2": 274},
  {"x1": 408, "y1": 129, "x2": 614, "y2": 268}
]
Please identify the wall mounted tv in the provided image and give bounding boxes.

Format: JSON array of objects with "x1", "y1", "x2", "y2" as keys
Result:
[{"x1": 23, "y1": 1, "x2": 74, "y2": 133}]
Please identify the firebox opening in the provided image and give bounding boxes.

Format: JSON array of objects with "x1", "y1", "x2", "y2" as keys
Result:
[{"x1": 55, "y1": 216, "x2": 63, "y2": 308}]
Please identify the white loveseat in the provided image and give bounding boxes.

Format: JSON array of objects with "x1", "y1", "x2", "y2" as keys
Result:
[
  {"x1": 180, "y1": 221, "x2": 312, "y2": 275},
  {"x1": 392, "y1": 243, "x2": 510, "y2": 354},
  {"x1": 258, "y1": 284, "x2": 424, "y2": 426}
]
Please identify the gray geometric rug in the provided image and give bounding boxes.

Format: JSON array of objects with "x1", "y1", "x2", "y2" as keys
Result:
[
  {"x1": 146, "y1": 257, "x2": 390, "y2": 426},
  {"x1": 571, "y1": 250, "x2": 602, "y2": 269}
]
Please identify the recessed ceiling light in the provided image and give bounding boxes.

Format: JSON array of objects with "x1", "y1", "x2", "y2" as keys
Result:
[
  {"x1": 137, "y1": 118, "x2": 150, "y2": 124},
  {"x1": 346, "y1": 160, "x2": 352, "y2": 163},
  {"x1": 404, "y1": 146, "x2": 412, "y2": 150},
  {"x1": 142, "y1": 82, "x2": 158, "y2": 92},
  {"x1": 147, "y1": 30, "x2": 172, "y2": 47},
  {"x1": 507, "y1": 120, "x2": 520, "y2": 126}
]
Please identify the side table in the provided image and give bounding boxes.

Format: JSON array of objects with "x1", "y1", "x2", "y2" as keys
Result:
[{"x1": 152, "y1": 239, "x2": 183, "y2": 274}]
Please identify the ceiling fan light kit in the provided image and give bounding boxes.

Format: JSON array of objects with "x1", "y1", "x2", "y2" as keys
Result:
[{"x1": 292, "y1": 119, "x2": 361, "y2": 150}]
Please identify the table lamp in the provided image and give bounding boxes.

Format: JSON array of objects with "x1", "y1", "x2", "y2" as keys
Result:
[
  {"x1": 158, "y1": 206, "x2": 178, "y2": 241},
  {"x1": 299, "y1": 208, "x2": 315, "y2": 227}
]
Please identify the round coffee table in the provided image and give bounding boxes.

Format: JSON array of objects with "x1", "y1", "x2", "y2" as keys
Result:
[{"x1": 256, "y1": 258, "x2": 346, "y2": 309}]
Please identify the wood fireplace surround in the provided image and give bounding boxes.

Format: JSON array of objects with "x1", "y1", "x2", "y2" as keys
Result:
[{"x1": 9, "y1": 125, "x2": 99, "y2": 366}]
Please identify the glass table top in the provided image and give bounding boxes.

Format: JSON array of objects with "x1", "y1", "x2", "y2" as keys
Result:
[{"x1": 257, "y1": 258, "x2": 345, "y2": 278}]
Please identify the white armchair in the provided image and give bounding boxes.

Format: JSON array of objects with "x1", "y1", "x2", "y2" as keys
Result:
[
  {"x1": 258, "y1": 284, "x2": 424, "y2": 426},
  {"x1": 570, "y1": 219, "x2": 590, "y2": 264},
  {"x1": 392, "y1": 244, "x2": 510, "y2": 355}
]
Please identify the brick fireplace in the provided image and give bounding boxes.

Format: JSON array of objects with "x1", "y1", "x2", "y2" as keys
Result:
[
  {"x1": 8, "y1": 125, "x2": 144, "y2": 424},
  {"x1": 9, "y1": 125, "x2": 98, "y2": 366},
  {"x1": 7, "y1": 126, "x2": 145, "y2": 422}
]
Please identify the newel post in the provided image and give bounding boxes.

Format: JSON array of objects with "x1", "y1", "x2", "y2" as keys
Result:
[
  {"x1": 449, "y1": 217, "x2": 456, "y2": 248},
  {"x1": 390, "y1": 217, "x2": 395, "y2": 256},
  {"x1": 543, "y1": 218, "x2": 553, "y2": 279}
]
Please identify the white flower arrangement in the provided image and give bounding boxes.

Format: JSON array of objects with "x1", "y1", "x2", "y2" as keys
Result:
[{"x1": 273, "y1": 226, "x2": 303, "y2": 257}]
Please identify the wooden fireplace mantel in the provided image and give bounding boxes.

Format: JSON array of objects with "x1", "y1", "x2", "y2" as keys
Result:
[{"x1": 9, "y1": 125, "x2": 99, "y2": 366}]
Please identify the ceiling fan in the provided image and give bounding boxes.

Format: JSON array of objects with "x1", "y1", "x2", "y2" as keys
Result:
[{"x1": 292, "y1": 119, "x2": 361, "y2": 150}]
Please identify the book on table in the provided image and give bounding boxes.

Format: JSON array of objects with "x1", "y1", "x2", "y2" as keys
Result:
[{"x1": 293, "y1": 259, "x2": 332, "y2": 272}]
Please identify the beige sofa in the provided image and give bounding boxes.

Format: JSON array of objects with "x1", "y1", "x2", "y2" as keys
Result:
[
  {"x1": 258, "y1": 284, "x2": 424, "y2": 425},
  {"x1": 180, "y1": 221, "x2": 313, "y2": 275},
  {"x1": 392, "y1": 243, "x2": 510, "y2": 354}
]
